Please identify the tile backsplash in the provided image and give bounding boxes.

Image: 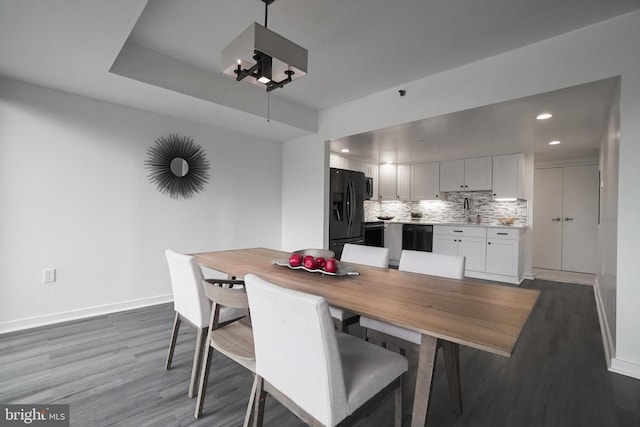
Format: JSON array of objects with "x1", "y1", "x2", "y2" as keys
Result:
[{"x1": 364, "y1": 191, "x2": 528, "y2": 226}]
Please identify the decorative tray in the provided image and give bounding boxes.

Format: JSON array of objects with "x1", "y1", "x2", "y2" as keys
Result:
[{"x1": 271, "y1": 259, "x2": 359, "y2": 276}]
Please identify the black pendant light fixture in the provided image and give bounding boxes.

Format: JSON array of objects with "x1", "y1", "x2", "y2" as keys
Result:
[{"x1": 221, "y1": 0, "x2": 308, "y2": 92}]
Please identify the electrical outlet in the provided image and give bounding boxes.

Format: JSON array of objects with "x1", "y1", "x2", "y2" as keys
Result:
[{"x1": 43, "y1": 268, "x2": 56, "y2": 284}]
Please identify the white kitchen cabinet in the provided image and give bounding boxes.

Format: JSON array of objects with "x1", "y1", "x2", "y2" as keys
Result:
[
  {"x1": 486, "y1": 228, "x2": 524, "y2": 280},
  {"x1": 378, "y1": 164, "x2": 397, "y2": 200},
  {"x1": 411, "y1": 162, "x2": 442, "y2": 200},
  {"x1": 384, "y1": 223, "x2": 403, "y2": 265},
  {"x1": 439, "y1": 159, "x2": 464, "y2": 192},
  {"x1": 378, "y1": 164, "x2": 410, "y2": 201},
  {"x1": 492, "y1": 153, "x2": 525, "y2": 200},
  {"x1": 330, "y1": 154, "x2": 368, "y2": 174},
  {"x1": 397, "y1": 164, "x2": 411, "y2": 201},
  {"x1": 432, "y1": 226, "x2": 487, "y2": 273},
  {"x1": 330, "y1": 153, "x2": 348, "y2": 169},
  {"x1": 439, "y1": 156, "x2": 492, "y2": 192}
]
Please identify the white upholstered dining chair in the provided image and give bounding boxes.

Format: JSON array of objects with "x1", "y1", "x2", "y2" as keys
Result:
[
  {"x1": 359, "y1": 249, "x2": 465, "y2": 412},
  {"x1": 244, "y1": 273, "x2": 408, "y2": 427},
  {"x1": 330, "y1": 243, "x2": 389, "y2": 333},
  {"x1": 164, "y1": 249, "x2": 247, "y2": 398}
]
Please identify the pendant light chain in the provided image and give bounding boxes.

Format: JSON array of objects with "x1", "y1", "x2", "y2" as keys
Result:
[
  {"x1": 264, "y1": 0, "x2": 269, "y2": 28},
  {"x1": 265, "y1": 0, "x2": 270, "y2": 123}
]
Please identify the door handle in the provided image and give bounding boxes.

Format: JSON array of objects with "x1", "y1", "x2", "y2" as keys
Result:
[
  {"x1": 551, "y1": 217, "x2": 562, "y2": 222},
  {"x1": 564, "y1": 217, "x2": 574, "y2": 221}
]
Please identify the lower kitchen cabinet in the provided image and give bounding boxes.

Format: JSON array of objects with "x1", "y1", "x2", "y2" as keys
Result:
[
  {"x1": 384, "y1": 223, "x2": 403, "y2": 266},
  {"x1": 433, "y1": 226, "x2": 487, "y2": 273},
  {"x1": 433, "y1": 225, "x2": 525, "y2": 284},
  {"x1": 485, "y1": 228, "x2": 524, "y2": 280}
]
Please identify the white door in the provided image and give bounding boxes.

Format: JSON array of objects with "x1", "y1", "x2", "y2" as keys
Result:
[
  {"x1": 533, "y1": 165, "x2": 598, "y2": 273},
  {"x1": 561, "y1": 165, "x2": 599, "y2": 273},
  {"x1": 533, "y1": 168, "x2": 563, "y2": 270}
]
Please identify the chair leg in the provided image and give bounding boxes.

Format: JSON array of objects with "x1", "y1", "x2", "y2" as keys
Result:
[
  {"x1": 165, "y1": 312, "x2": 181, "y2": 370},
  {"x1": 244, "y1": 375, "x2": 266, "y2": 427},
  {"x1": 441, "y1": 340, "x2": 463, "y2": 414},
  {"x1": 394, "y1": 376, "x2": 403, "y2": 427},
  {"x1": 194, "y1": 344, "x2": 214, "y2": 418},
  {"x1": 189, "y1": 327, "x2": 208, "y2": 398}
]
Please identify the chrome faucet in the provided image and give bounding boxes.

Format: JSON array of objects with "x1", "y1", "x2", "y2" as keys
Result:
[{"x1": 463, "y1": 197, "x2": 470, "y2": 223}]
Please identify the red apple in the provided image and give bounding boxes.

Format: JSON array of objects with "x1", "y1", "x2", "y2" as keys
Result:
[
  {"x1": 324, "y1": 258, "x2": 338, "y2": 273},
  {"x1": 315, "y1": 257, "x2": 326, "y2": 268},
  {"x1": 289, "y1": 253, "x2": 303, "y2": 267},
  {"x1": 304, "y1": 256, "x2": 317, "y2": 269}
]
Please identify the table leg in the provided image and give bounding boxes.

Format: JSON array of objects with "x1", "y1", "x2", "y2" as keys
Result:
[
  {"x1": 441, "y1": 340, "x2": 462, "y2": 414},
  {"x1": 410, "y1": 334, "x2": 438, "y2": 427}
]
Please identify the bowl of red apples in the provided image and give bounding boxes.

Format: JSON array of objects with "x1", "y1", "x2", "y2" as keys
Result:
[{"x1": 288, "y1": 249, "x2": 338, "y2": 273}]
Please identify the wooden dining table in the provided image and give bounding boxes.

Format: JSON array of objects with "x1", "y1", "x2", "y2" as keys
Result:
[{"x1": 193, "y1": 247, "x2": 539, "y2": 427}]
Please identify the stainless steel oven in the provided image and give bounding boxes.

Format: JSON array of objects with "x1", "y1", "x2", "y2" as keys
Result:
[{"x1": 364, "y1": 221, "x2": 385, "y2": 247}]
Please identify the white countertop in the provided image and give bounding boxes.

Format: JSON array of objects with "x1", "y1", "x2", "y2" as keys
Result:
[{"x1": 378, "y1": 219, "x2": 527, "y2": 229}]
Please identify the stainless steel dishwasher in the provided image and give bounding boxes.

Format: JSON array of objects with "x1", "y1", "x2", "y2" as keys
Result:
[{"x1": 402, "y1": 224, "x2": 433, "y2": 252}]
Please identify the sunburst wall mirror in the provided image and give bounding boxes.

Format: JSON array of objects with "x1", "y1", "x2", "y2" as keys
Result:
[{"x1": 145, "y1": 134, "x2": 210, "y2": 199}]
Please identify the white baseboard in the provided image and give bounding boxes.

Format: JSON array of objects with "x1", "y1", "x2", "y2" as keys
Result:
[
  {"x1": 592, "y1": 278, "x2": 640, "y2": 379},
  {"x1": 0, "y1": 294, "x2": 174, "y2": 335},
  {"x1": 593, "y1": 278, "x2": 615, "y2": 369},
  {"x1": 611, "y1": 357, "x2": 640, "y2": 380},
  {"x1": 465, "y1": 270, "x2": 523, "y2": 285},
  {"x1": 523, "y1": 272, "x2": 535, "y2": 281}
]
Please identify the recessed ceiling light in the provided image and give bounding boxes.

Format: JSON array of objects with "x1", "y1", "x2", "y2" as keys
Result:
[
  {"x1": 340, "y1": 148, "x2": 349, "y2": 153},
  {"x1": 548, "y1": 140, "x2": 561, "y2": 145},
  {"x1": 536, "y1": 113, "x2": 553, "y2": 120}
]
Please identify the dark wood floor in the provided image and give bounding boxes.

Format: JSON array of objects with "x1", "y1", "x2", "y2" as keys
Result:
[{"x1": 1, "y1": 279, "x2": 639, "y2": 427}]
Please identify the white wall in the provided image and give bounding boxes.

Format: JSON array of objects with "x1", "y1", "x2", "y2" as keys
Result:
[
  {"x1": 281, "y1": 135, "x2": 328, "y2": 252},
  {"x1": 596, "y1": 80, "x2": 620, "y2": 361},
  {"x1": 0, "y1": 77, "x2": 283, "y2": 332},
  {"x1": 281, "y1": 11, "x2": 640, "y2": 378}
]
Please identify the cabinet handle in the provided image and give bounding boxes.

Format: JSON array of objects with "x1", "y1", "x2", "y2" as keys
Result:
[
  {"x1": 488, "y1": 242, "x2": 491, "y2": 245},
  {"x1": 497, "y1": 232, "x2": 508, "y2": 235},
  {"x1": 564, "y1": 217, "x2": 574, "y2": 221},
  {"x1": 551, "y1": 217, "x2": 562, "y2": 222},
  {"x1": 454, "y1": 230, "x2": 463, "y2": 233}
]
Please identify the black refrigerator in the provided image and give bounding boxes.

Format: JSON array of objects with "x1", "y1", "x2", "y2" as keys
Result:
[{"x1": 329, "y1": 168, "x2": 365, "y2": 259}]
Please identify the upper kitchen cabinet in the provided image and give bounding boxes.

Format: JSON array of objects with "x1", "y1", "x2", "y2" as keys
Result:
[
  {"x1": 330, "y1": 153, "x2": 348, "y2": 169},
  {"x1": 411, "y1": 162, "x2": 442, "y2": 200},
  {"x1": 329, "y1": 153, "x2": 367, "y2": 173},
  {"x1": 378, "y1": 163, "x2": 410, "y2": 201},
  {"x1": 492, "y1": 153, "x2": 526, "y2": 200},
  {"x1": 439, "y1": 156, "x2": 492, "y2": 192}
]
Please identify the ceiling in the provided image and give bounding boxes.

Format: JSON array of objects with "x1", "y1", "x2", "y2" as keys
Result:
[
  {"x1": 329, "y1": 77, "x2": 619, "y2": 164},
  {"x1": 0, "y1": 1, "x2": 637, "y2": 150}
]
